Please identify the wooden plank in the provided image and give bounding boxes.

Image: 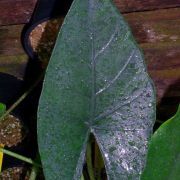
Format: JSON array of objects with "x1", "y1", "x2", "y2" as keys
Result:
[
  {"x1": 0, "y1": 8, "x2": 179, "y2": 75},
  {"x1": 114, "y1": 0, "x2": 180, "y2": 13},
  {"x1": 0, "y1": 25, "x2": 24, "y2": 56},
  {"x1": 124, "y1": 8, "x2": 180, "y2": 44},
  {"x1": 0, "y1": 0, "x2": 36, "y2": 26},
  {"x1": 0, "y1": 54, "x2": 28, "y2": 79},
  {"x1": 141, "y1": 43, "x2": 180, "y2": 102},
  {"x1": 1, "y1": 8, "x2": 180, "y2": 56},
  {"x1": 0, "y1": 0, "x2": 180, "y2": 26}
]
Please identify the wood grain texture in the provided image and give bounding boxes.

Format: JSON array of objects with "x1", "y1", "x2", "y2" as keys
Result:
[
  {"x1": 1, "y1": 8, "x2": 179, "y2": 55},
  {"x1": 124, "y1": 8, "x2": 180, "y2": 44},
  {"x1": 0, "y1": 0, "x2": 36, "y2": 26},
  {"x1": 0, "y1": 0, "x2": 180, "y2": 25},
  {"x1": 114, "y1": 0, "x2": 180, "y2": 13},
  {"x1": 0, "y1": 54, "x2": 28, "y2": 79},
  {"x1": 0, "y1": 25, "x2": 24, "y2": 56},
  {"x1": 141, "y1": 43, "x2": 180, "y2": 102}
]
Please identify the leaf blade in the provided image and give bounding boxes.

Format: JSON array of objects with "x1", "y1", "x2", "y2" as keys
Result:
[
  {"x1": 141, "y1": 105, "x2": 180, "y2": 180},
  {"x1": 37, "y1": 0, "x2": 156, "y2": 179},
  {"x1": 38, "y1": 1, "x2": 91, "y2": 179}
]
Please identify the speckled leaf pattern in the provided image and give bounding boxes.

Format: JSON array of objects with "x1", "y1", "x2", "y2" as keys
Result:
[
  {"x1": 37, "y1": 0, "x2": 156, "y2": 179},
  {"x1": 141, "y1": 105, "x2": 180, "y2": 180}
]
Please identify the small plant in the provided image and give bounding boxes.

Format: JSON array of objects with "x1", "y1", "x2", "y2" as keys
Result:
[{"x1": 0, "y1": 0, "x2": 179, "y2": 180}]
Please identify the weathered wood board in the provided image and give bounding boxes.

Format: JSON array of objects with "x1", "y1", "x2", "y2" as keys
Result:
[
  {"x1": 0, "y1": 0, "x2": 180, "y2": 25},
  {"x1": 114, "y1": 0, "x2": 180, "y2": 13},
  {"x1": 0, "y1": 0, "x2": 36, "y2": 26}
]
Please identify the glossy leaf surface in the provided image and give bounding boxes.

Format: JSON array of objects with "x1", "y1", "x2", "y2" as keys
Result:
[
  {"x1": 141, "y1": 105, "x2": 180, "y2": 180},
  {"x1": 37, "y1": 0, "x2": 156, "y2": 179}
]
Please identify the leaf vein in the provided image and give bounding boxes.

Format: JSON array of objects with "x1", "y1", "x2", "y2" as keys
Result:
[
  {"x1": 96, "y1": 50, "x2": 135, "y2": 96},
  {"x1": 94, "y1": 24, "x2": 119, "y2": 60},
  {"x1": 95, "y1": 88, "x2": 143, "y2": 121}
]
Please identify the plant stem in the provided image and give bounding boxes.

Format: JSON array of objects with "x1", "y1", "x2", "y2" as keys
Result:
[
  {"x1": 0, "y1": 148, "x2": 41, "y2": 168},
  {"x1": 29, "y1": 154, "x2": 41, "y2": 180},
  {"x1": 86, "y1": 141, "x2": 95, "y2": 180},
  {"x1": 0, "y1": 73, "x2": 44, "y2": 122},
  {"x1": 80, "y1": 174, "x2": 85, "y2": 180},
  {"x1": 29, "y1": 165, "x2": 39, "y2": 180}
]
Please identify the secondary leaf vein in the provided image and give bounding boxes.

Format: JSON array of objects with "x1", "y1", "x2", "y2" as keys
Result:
[{"x1": 96, "y1": 50, "x2": 135, "y2": 96}]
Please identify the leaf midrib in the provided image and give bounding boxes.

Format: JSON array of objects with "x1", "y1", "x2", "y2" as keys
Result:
[
  {"x1": 88, "y1": 0, "x2": 136, "y2": 126},
  {"x1": 89, "y1": 0, "x2": 96, "y2": 127}
]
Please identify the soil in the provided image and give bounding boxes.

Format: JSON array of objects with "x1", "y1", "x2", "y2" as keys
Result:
[
  {"x1": 0, "y1": 115, "x2": 26, "y2": 147},
  {"x1": 30, "y1": 17, "x2": 63, "y2": 68},
  {"x1": 0, "y1": 167, "x2": 29, "y2": 180},
  {"x1": 0, "y1": 115, "x2": 28, "y2": 179}
]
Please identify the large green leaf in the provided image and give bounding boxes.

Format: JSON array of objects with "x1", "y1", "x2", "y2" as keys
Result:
[
  {"x1": 141, "y1": 105, "x2": 180, "y2": 180},
  {"x1": 37, "y1": 0, "x2": 156, "y2": 179}
]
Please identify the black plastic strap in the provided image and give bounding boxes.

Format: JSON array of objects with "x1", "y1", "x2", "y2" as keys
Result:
[{"x1": 22, "y1": 0, "x2": 72, "y2": 59}]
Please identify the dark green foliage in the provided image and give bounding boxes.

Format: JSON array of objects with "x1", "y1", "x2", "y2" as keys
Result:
[
  {"x1": 37, "y1": 0, "x2": 156, "y2": 179},
  {"x1": 142, "y1": 105, "x2": 180, "y2": 180}
]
